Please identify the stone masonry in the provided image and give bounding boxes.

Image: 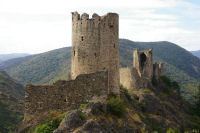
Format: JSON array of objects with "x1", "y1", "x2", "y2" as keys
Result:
[
  {"x1": 25, "y1": 71, "x2": 108, "y2": 117},
  {"x1": 120, "y1": 49, "x2": 163, "y2": 92},
  {"x1": 71, "y1": 12, "x2": 120, "y2": 95},
  {"x1": 23, "y1": 12, "x2": 164, "y2": 118}
]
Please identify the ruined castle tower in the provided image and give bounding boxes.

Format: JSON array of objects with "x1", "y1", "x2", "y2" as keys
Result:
[
  {"x1": 71, "y1": 12, "x2": 120, "y2": 95},
  {"x1": 133, "y1": 48, "x2": 153, "y2": 80}
]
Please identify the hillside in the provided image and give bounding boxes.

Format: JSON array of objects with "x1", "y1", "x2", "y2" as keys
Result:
[
  {"x1": 1, "y1": 39, "x2": 200, "y2": 102},
  {"x1": 0, "y1": 71, "x2": 24, "y2": 132},
  {"x1": 0, "y1": 53, "x2": 30, "y2": 63},
  {"x1": 17, "y1": 78, "x2": 200, "y2": 132},
  {"x1": 191, "y1": 50, "x2": 200, "y2": 58}
]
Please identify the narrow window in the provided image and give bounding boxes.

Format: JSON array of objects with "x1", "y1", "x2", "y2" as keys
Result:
[
  {"x1": 114, "y1": 43, "x2": 115, "y2": 48},
  {"x1": 94, "y1": 53, "x2": 97, "y2": 58},
  {"x1": 81, "y1": 36, "x2": 84, "y2": 41},
  {"x1": 74, "y1": 51, "x2": 75, "y2": 56}
]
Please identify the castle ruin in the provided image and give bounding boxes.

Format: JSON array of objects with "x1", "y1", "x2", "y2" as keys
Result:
[
  {"x1": 24, "y1": 12, "x2": 163, "y2": 118},
  {"x1": 120, "y1": 48, "x2": 163, "y2": 92}
]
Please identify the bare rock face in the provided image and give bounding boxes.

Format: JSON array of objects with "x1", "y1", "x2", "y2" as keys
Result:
[
  {"x1": 75, "y1": 119, "x2": 106, "y2": 133},
  {"x1": 53, "y1": 110, "x2": 83, "y2": 133}
]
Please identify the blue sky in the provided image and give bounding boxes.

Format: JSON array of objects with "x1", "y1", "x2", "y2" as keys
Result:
[{"x1": 0, "y1": 0, "x2": 200, "y2": 54}]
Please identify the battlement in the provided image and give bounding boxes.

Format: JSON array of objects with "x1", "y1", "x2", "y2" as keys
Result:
[{"x1": 72, "y1": 12, "x2": 118, "y2": 21}]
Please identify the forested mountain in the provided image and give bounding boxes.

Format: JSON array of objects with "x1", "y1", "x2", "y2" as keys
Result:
[
  {"x1": 0, "y1": 71, "x2": 24, "y2": 132},
  {"x1": 191, "y1": 50, "x2": 200, "y2": 58},
  {"x1": 1, "y1": 39, "x2": 200, "y2": 102}
]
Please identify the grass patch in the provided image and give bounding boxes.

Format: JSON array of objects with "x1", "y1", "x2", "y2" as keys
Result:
[
  {"x1": 143, "y1": 88, "x2": 152, "y2": 94},
  {"x1": 78, "y1": 104, "x2": 86, "y2": 109},
  {"x1": 166, "y1": 128, "x2": 179, "y2": 133}
]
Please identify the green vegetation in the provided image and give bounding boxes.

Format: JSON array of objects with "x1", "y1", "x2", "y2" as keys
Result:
[
  {"x1": 78, "y1": 104, "x2": 86, "y2": 109},
  {"x1": 160, "y1": 75, "x2": 180, "y2": 94},
  {"x1": 1, "y1": 47, "x2": 71, "y2": 85},
  {"x1": 120, "y1": 84, "x2": 131, "y2": 101},
  {"x1": 107, "y1": 97, "x2": 126, "y2": 117},
  {"x1": 166, "y1": 128, "x2": 179, "y2": 133},
  {"x1": 0, "y1": 71, "x2": 24, "y2": 133},
  {"x1": 33, "y1": 114, "x2": 65, "y2": 133},
  {"x1": 152, "y1": 76, "x2": 158, "y2": 86},
  {"x1": 194, "y1": 83, "x2": 200, "y2": 116}
]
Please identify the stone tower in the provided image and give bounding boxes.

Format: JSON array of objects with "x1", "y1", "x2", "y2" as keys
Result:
[
  {"x1": 133, "y1": 48, "x2": 153, "y2": 80},
  {"x1": 71, "y1": 12, "x2": 120, "y2": 95}
]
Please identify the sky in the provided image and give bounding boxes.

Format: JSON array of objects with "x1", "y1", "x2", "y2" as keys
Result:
[{"x1": 0, "y1": 0, "x2": 200, "y2": 54}]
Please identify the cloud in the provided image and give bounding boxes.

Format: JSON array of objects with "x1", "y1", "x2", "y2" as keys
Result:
[{"x1": 0, "y1": 0, "x2": 200, "y2": 54}]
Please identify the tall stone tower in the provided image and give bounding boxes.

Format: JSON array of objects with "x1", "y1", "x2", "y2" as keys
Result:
[
  {"x1": 71, "y1": 12, "x2": 120, "y2": 95},
  {"x1": 133, "y1": 48, "x2": 153, "y2": 80}
]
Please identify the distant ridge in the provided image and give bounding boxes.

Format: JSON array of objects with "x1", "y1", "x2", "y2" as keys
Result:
[
  {"x1": 191, "y1": 50, "x2": 200, "y2": 58},
  {"x1": 0, "y1": 39, "x2": 200, "y2": 102},
  {"x1": 0, "y1": 53, "x2": 30, "y2": 63}
]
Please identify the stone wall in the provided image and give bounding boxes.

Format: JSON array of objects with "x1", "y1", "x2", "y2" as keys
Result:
[
  {"x1": 120, "y1": 49, "x2": 164, "y2": 91},
  {"x1": 25, "y1": 71, "x2": 108, "y2": 117},
  {"x1": 120, "y1": 67, "x2": 149, "y2": 91},
  {"x1": 71, "y1": 12, "x2": 120, "y2": 95},
  {"x1": 153, "y1": 62, "x2": 163, "y2": 80}
]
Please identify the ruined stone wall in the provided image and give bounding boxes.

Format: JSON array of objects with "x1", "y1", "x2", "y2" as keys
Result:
[
  {"x1": 120, "y1": 68, "x2": 149, "y2": 91},
  {"x1": 153, "y1": 62, "x2": 163, "y2": 80},
  {"x1": 120, "y1": 49, "x2": 164, "y2": 91},
  {"x1": 71, "y1": 12, "x2": 120, "y2": 95},
  {"x1": 133, "y1": 48, "x2": 153, "y2": 80},
  {"x1": 25, "y1": 71, "x2": 108, "y2": 117}
]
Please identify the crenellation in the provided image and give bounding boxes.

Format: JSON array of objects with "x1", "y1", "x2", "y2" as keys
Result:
[{"x1": 81, "y1": 13, "x2": 89, "y2": 20}]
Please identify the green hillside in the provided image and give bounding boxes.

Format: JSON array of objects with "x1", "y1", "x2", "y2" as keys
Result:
[
  {"x1": 1, "y1": 48, "x2": 71, "y2": 85},
  {"x1": 0, "y1": 71, "x2": 24, "y2": 132},
  {"x1": 1, "y1": 39, "x2": 200, "y2": 102}
]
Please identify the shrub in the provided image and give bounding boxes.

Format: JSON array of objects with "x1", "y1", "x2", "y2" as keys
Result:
[
  {"x1": 161, "y1": 75, "x2": 171, "y2": 88},
  {"x1": 171, "y1": 81, "x2": 180, "y2": 93},
  {"x1": 34, "y1": 114, "x2": 65, "y2": 133},
  {"x1": 152, "y1": 76, "x2": 158, "y2": 86},
  {"x1": 107, "y1": 97, "x2": 125, "y2": 117},
  {"x1": 120, "y1": 84, "x2": 131, "y2": 101},
  {"x1": 160, "y1": 75, "x2": 181, "y2": 94}
]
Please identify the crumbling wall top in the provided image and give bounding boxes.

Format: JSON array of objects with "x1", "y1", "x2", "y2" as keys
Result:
[{"x1": 71, "y1": 11, "x2": 118, "y2": 21}]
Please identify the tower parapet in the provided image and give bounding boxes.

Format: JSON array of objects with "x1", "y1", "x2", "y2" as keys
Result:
[{"x1": 71, "y1": 12, "x2": 120, "y2": 95}]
